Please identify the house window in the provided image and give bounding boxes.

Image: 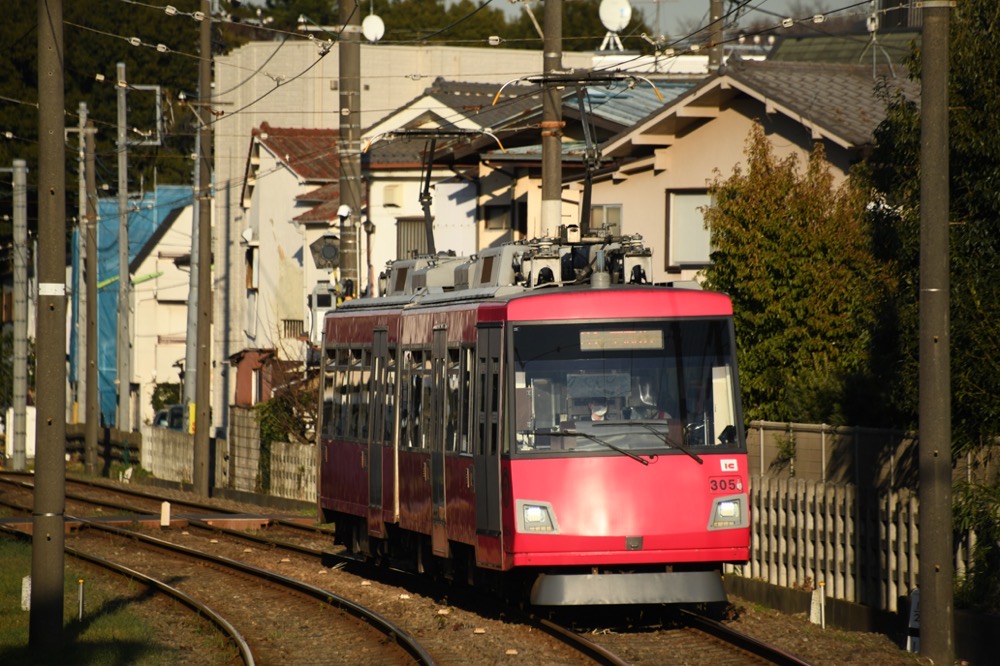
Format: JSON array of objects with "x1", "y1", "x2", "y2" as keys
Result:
[
  {"x1": 590, "y1": 204, "x2": 621, "y2": 235},
  {"x1": 484, "y1": 204, "x2": 510, "y2": 230},
  {"x1": 245, "y1": 246, "x2": 259, "y2": 289},
  {"x1": 665, "y1": 190, "x2": 713, "y2": 270},
  {"x1": 251, "y1": 367, "x2": 262, "y2": 405}
]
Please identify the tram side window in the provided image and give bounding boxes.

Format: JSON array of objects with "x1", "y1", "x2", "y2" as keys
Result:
[
  {"x1": 347, "y1": 349, "x2": 364, "y2": 440},
  {"x1": 460, "y1": 347, "x2": 472, "y2": 454},
  {"x1": 477, "y1": 366, "x2": 487, "y2": 456},
  {"x1": 334, "y1": 348, "x2": 351, "y2": 438},
  {"x1": 358, "y1": 349, "x2": 371, "y2": 439},
  {"x1": 322, "y1": 351, "x2": 336, "y2": 438},
  {"x1": 407, "y1": 350, "x2": 425, "y2": 450},
  {"x1": 385, "y1": 349, "x2": 397, "y2": 443},
  {"x1": 491, "y1": 366, "x2": 500, "y2": 455},
  {"x1": 400, "y1": 354, "x2": 411, "y2": 448},
  {"x1": 420, "y1": 353, "x2": 433, "y2": 449},
  {"x1": 446, "y1": 348, "x2": 460, "y2": 452}
]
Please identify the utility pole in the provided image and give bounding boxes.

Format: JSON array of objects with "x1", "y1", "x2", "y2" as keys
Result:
[
  {"x1": 31, "y1": 0, "x2": 66, "y2": 649},
  {"x1": 540, "y1": 0, "x2": 563, "y2": 237},
  {"x1": 75, "y1": 102, "x2": 88, "y2": 424},
  {"x1": 193, "y1": 0, "x2": 213, "y2": 495},
  {"x1": 184, "y1": 124, "x2": 200, "y2": 406},
  {"x1": 708, "y1": 0, "x2": 724, "y2": 71},
  {"x1": 116, "y1": 61, "x2": 131, "y2": 434},
  {"x1": 10, "y1": 159, "x2": 28, "y2": 472},
  {"x1": 918, "y1": 3, "x2": 954, "y2": 665},
  {"x1": 85, "y1": 122, "x2": 99, "y2": 475},
  {"x1": 339, "y1": 0, "x2": 361, "y2": 293}
]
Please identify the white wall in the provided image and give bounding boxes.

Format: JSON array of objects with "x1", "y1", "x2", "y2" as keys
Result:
[
  {"x1": 212, "y1": 43, "x2": 593, "y2": 436},
  {"x1": 131, "y1": 205, "x2": 196, "y2": 426},
  {"x1": 591, "y1": 99, "x2": 840, "y2": 284}
]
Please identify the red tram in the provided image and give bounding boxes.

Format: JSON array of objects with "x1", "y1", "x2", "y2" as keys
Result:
[{"x1": 318, "y1": 233, "x2": 749, "y2": 605}]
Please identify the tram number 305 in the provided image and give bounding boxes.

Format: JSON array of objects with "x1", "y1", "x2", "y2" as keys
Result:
[{"x1": 709, "y1": 477, "x2": 743, "y2": 492}]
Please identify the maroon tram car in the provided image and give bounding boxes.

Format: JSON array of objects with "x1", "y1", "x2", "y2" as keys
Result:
[{"x1": 318, "y1": 235, "x2": 749, "y2": 605}]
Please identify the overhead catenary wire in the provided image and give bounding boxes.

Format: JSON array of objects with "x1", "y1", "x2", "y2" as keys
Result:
[{"x1": 1, "y1": 0, "x2": 899, "y2": 198}]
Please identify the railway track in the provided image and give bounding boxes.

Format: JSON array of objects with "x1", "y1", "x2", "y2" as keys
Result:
[
  {"x1": 1, "y1": 516, "x2": 432, "y2": 665},
  {"x1": 1, "y1": 473, "x2": 817, "y2": 664},
  {"x1": 550, "y1": 606, "x2": 814, "y2": 665}
]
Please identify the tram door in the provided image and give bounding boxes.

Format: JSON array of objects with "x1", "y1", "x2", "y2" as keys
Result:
[
  {"x1": 474, "y1": 324, "x2": 503, "y2": 544},
  {"x1": 430, "y1": 327, "x2": 448, "y2": 556},
  {"x1": 367, "y1": 329, "x2": 388, "y2": 538}
]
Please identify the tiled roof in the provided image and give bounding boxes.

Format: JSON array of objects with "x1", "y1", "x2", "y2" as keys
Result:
[
  {"x1": 366, "y1": 77, "x2": 542, "y2": 135},
  {"x1": 564, "y1": 81, "x2": 691, "y2": 128},
  {"x1": 720, "y1": 57, "x2": 920, "y2": 147},
  {"x1": 296, "y1": 183, "x2": 338, "y2": 204},
  {"x1": 253, "y1": 123, "x2": 341, "y2": 182},
  {"x1": 605, "y1": 57, "x2": 920, "y2": 158},
  {"x1": 293, "y1": 199, "x2": 343, "y2": 225},
  {"x1": 769, "y1": 31, "x2": 920, "y2": 66}
]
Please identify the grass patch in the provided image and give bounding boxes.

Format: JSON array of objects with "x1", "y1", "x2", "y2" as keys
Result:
[{"x1": 0, "y1": 537, "x2": 233, "y2": 665}]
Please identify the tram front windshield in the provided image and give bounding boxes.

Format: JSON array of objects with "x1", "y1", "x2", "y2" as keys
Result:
[{"x1": 511, "y1": 319, "x2": 744, "y2": 456}]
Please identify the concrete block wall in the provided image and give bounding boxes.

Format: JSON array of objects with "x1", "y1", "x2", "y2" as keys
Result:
[
  {"x1": 269, "y1": 440, "x2": 316, "y2": 503},
  {"x1": 140, "y1": 424, "x2": 193, "y2": 484},
  {"x1": 229, "y1": 406, "x2": 261, "y2": 493}
]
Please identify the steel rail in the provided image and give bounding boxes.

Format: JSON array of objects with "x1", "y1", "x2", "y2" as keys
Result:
[
  {"x1": 0, "y1": 524, "x2": 254, "y2": 665},
  {"x1": 681, "y1": 608, "x2": 815, "y2": 665},
  {"x1": 536, "y1": 617, "x2": 631, "y2": 666},
  {"x1": 69, "y1": 516, "x2": 436, "y2": 665}
]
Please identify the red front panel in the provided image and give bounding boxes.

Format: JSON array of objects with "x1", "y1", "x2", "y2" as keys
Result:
[
  {"x1": 504, "y1": 288, "x2": 733, "y2": 322},
  {"x1": 504, "y1": 453, "x2": 750, "y2": 567}
]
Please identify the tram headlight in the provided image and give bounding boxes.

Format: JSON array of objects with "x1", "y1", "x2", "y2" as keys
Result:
[
  {"x1": 516, "y1": 500, "x2": 559, "y2": 533},
  {"x1": 708, "y1": 495, "x2": 747, "y2": 530}
]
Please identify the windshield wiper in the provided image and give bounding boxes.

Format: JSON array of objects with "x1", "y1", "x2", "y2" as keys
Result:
[
  {"x1": 555, "y1": 428, "x2": 649, "y2": 466},
  {"x1": 593, "y1": 420, "x2": 703, "y2": 465}
]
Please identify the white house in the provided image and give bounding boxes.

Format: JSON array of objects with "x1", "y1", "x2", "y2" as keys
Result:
[
  {"x1": 129, "y1": 200, "x2": 197, "y2": 426},
  {"x1": 210, "y1": 41, "x2": 596, "y2": 438}
]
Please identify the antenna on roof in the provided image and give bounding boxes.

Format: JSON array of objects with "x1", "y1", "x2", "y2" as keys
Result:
[
  {"x1": 598, "y1": 0, "x2": 631, "y2": 52},
  {"x1": 362, "y1": 0, "x2": 385, "y2": 43},
  {"x1": 858, "y1": 0, "x2": 895, "y2": 79}
]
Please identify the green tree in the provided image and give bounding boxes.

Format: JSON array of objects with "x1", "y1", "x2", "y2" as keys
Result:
[
  {"x1": 263, "y1": 0, "x2": 652, "y2": 51},
  {"x1": 702, "y1": 123, "x2": 896, "y2": 425},
  {"x1": 0, "y1": 331, "x2": 36, "y2": 413},
  {"x1": 0, "y1": 0, "x2": 222, "y2": 241},
  {"x1": 865, "y1": 0, "x2": 1000, "y2": 455},
  {"x1": 863, "y1": 3, "x2": 1000, "y2": 614}
]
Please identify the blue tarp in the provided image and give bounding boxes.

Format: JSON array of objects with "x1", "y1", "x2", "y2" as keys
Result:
[{"x1": 69, "y1": 185, "x2": 193, "y2": 427}]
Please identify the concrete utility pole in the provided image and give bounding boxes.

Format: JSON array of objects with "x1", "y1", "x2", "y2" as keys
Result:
[
  {"x1": 540, "y1": 0, "x2": 563, "y2": 237},
  {"x1": 117, "y1": 61, "x2": 131, "y2": 433},
  {"x1": 75, "y1": 102, "x2": 88, "y2": 423},
  {"x1": 918, "y1": 3, "x2": 954, "y2": 665},
  {"x1": 85, "y1": 122, "x2": 99, "y2": 475},
  {"x1": 339, "y1": 0, "x2": 362, "y2": 294},
  {"x1": 10, "y1": 159, "x2": 28, "y2": 472},
  {"x1": 31, "y1": 0, "x2": 67, "y2": 649},
  {"x1": 708, "y1": 0, "x2": 724, "y2": 71},
  {"x1": 193, "y1": 0, "x2": 213, "y2": 495},
  {"x1": 184, "y1": 131, "x2": 200, "y2": 406}
]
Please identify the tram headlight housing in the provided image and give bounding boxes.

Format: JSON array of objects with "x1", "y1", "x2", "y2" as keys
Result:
[
  {"x1": 516, "y1": 500, "x2": 559, "y2": 533},
  {"x1": 708, "y1": 495, "x2": 747, "y2": 530}
]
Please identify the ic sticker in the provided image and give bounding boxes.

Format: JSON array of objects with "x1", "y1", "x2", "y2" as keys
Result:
[{"x1": 720, "y1": 458, "x2": 739, "y2": 472}]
